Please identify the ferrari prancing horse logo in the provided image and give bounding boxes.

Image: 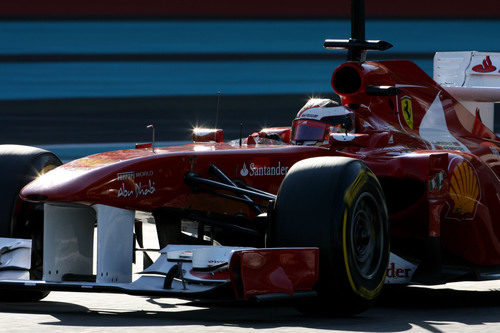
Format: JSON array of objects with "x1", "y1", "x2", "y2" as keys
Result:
[{"x1": 400, "y1": 95, "x2": 413, "y2": 129}]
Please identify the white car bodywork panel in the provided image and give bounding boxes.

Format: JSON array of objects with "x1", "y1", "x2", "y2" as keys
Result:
[
  {"x1": 434, "y1": 51, "x2": 500, "y2": 132},
  {"x1": 43, "y1": 203, "x2": 94, "y2": 282},
  {"x1": 44, "y1": 203, "x2": 134, "y2": 283},
  {"x1": 0, "y1": 237, "x2": 31, "y2": 280},
  {"x1": 95, "y1": 204, "x2": 134, "y2": 283}
]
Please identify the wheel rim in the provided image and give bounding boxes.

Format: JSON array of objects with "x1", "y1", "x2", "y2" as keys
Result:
[{"x1": 349, "y1": 192, "x2": 384, "y2": 280}]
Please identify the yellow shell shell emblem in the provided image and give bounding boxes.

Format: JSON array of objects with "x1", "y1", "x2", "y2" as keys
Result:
[
  {"x1": 449, "y1": 161, "x2": 480, "y2": 215},
  {"x1": 400, "y1": 95, "x2": 413, "y2": 129}
]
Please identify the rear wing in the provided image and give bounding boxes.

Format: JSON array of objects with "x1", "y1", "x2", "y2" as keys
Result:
[{"x1": 434, "y1": 51, "x2": 500, "y2": 131}]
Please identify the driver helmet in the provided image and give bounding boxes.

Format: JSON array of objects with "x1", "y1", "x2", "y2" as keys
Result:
[{"x1": 291, "y1": 98, "x2": 354, "y2": 145}]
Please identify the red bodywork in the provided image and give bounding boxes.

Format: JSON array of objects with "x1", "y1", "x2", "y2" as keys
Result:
[
  {"x1": 230, "y1": 248, "x2": 319, "y2": 299},
  {"x1": 21, "y1": 60, "x2": 500, "y2": 268}
]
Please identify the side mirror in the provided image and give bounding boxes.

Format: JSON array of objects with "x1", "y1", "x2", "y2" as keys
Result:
[
  {"x1": 329, "y1": 133, "x2": 369, "y2": 147},
  {"x1": 192, "y1": 128, "x2": 224, "y2": 143}
]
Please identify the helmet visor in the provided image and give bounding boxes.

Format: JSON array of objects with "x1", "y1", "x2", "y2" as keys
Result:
[{"x1": 291, "y1": 119, "x2": 329, "y2": 142}]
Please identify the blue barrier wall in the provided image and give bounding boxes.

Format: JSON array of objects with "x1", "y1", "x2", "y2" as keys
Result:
[{"x1": 1, "y1": 20, "x2": 499, "y2": 100}]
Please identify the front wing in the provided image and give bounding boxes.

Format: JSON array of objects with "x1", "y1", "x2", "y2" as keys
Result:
[{"x1": 0, "y1": 240, "x2": 319, "y2": 301}]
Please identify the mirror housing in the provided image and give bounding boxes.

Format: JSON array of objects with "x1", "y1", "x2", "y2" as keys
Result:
[{"x1": 192, "y1": 128, "x2": 224, "y2": 143}]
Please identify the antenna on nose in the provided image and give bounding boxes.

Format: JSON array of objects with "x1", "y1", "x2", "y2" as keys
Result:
[
  {"x1": 147, "y1": 124, "x2": 155, "y2": 153},
  {"x1": 323, "y1": 0, "x2": 392, "y2": 62},
  {"x1": 215, "y1": 90, "x2": 221, "y2": 129}
]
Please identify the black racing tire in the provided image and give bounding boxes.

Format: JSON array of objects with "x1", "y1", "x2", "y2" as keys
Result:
[
  {"x1": 0, "y1": 144, "x2": 62, "y2": 302},
  {"x1": 269, "y1": 156, "x2": 389, "y2": 316}
]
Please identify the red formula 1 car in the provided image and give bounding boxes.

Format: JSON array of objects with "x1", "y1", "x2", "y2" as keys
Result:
[{"x1": 2, "y1": 0, "x2": 500, "y2": 316}]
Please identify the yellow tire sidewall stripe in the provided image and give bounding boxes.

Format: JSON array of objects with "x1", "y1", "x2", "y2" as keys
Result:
[{"x1": 342, "y1": 168, "x2": 385, "y2": 300}]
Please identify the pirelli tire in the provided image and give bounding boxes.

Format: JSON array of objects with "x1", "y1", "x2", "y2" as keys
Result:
[
  {"x1": 0, "y1": 144, "x2": 62, "y2": 301},
  {"x1": 270, "y1": 156, "x2": 389, "y2": 316}
]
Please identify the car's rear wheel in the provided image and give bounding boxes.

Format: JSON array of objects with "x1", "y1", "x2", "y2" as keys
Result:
[
  {"x1": 0, "y1": 144, "x2": 61, "y2": 301},
  {"x1": 269, "y1": 156, "x2": 389, "y2": 316}
]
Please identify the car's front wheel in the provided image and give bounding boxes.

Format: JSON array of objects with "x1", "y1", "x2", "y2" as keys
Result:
[{"x1": 269, "y1": 156, "x2": 389, "y2": 316}]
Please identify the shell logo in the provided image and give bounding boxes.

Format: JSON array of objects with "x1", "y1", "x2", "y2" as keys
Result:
[{"x1": 449, "y1": 161, "x2": 480, "y2": 216}]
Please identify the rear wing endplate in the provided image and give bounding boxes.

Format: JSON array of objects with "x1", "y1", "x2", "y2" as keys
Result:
[{"x1": 434, "y1": 51, "x2": 500, "y2": 131}]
